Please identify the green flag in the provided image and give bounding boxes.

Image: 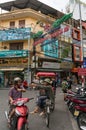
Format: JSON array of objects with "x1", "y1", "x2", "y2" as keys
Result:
[{"x1": 52, "y1": 13, "x2": 73, "y2": 28}]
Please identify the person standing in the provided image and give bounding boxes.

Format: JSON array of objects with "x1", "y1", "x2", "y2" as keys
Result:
[
  {"x1": 51, "y1": 77, "x2": 57, "y2": 95},
  {"x1": 67, "y1": 76, "x2": 72, "y2": 90}
]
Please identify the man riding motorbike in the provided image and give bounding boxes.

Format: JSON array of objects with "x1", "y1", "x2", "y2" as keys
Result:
[{"x1": 8, "y1": 77, "x2": 26, "y2": 126}]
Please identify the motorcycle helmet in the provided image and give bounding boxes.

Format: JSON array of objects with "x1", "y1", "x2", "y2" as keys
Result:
[{"x1": 14, "y1": 77, "x2": 21, "y2": 85}]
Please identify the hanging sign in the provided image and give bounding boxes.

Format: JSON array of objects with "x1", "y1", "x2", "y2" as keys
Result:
[{"x1": 34, "y1": 26, "x2": 69, "y2": 46}]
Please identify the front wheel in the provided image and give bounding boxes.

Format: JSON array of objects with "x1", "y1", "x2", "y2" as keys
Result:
[
  {"x1": 77, "y1": 112, "x2": 86, "y2": 130},
  {"x1": 45, "y1": 106, "x2": 50, "y2": 128},
  {"x1": 20, "y1": 123, "x2": 29, "y2": 130},
  {"x1": 45, "y1": 113, "x2": 50, "y2": 128}
]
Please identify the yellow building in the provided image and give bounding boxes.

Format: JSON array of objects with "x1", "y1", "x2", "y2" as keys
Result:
[
  {"x1": 0, "y1": 0, "x2": 58, "y2": 87},
  {"x1": 0, "y1": 0, "x2": 75, "y2": 87}
]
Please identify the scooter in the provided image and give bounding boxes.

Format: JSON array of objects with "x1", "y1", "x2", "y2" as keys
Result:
[
  {"x1": 74, "y1": 104, "x2": 86, "y2": 130},
  {"x1": 5, "y1": 97, "x2": 34, "y2": 130}
]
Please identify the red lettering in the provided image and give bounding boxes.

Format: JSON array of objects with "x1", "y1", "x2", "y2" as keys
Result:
[{"x1": 34, "y1": 26, "x2": 69, "y2": 46}]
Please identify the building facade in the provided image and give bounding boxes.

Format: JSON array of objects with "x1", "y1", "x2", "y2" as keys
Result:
[{"x1": 0, "y1": 0, "x2": 85, "y2": 87}]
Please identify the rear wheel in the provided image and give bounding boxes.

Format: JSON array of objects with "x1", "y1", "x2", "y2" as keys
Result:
[{"x1": 77, "y1": 112, "x2": 86, "y2": 130}]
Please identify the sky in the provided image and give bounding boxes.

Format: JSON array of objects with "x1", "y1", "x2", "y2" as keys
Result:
[{"x1": 0, "y1": 0, "x2": 86, "y2": 12}]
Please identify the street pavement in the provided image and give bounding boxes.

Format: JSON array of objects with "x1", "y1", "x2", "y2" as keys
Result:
[{"x1": 0, "y1": 87, "x2": 79, "y2": 130}]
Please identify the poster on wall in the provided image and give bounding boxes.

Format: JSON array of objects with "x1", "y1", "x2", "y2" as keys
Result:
[
  {"x1": 41, "y1": 38, "x2": 58, "y2": 58},
  {"x1": 73, "y1": 44, "x2": 82, "y2": 61}
]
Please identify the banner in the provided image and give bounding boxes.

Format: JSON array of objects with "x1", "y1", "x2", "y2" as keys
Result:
[
  {"x1": 0, "y1": 50, "x2": 28, "y2": 58},
  {"x1": 0, "y1": 27, "x2": 31, "y2": 41}
]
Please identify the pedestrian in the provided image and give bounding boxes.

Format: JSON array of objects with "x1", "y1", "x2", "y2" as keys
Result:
[
  {"x1": 67, "y1": 76, "x2": 72, "y2": 90},
  {"x1": 51, "y1": 77, "x2": 57, "y2": 95},
  {"x1": 61, "y1": 78, "x2": 68, "y2": 100}
]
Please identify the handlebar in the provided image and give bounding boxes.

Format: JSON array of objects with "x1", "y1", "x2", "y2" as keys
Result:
[{"x1": 29, "y1": 98, "x2": 34, "y2": 100}]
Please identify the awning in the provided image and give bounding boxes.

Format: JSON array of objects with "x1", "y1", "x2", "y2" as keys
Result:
[{"x1": 0, "y1": 67, "x2": 24, "y2": 71}]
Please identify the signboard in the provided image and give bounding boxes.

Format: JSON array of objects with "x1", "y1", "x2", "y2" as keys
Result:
[
  {"x1": 0, "y1": 50, "x2": 28, "y2": 58},
  {"x1": 42, "y1": 62, "x2": 60, "y2": 69},
  {"x1": 0, "y1": 27, "x2": 31, "y2": 41},
  {"x1": 78, "y1": 68, "x2": 86, "y2": 76},
  {"x1": 34, "y1": 26, "x2": 69, "y2": 46},
  {"x1": 42, "y1": 39, "x2": 58, "y2": 58},
  {"x1": 60, "y1": 62, "x2": 73, "y2": 69},
  {"x1": 0, "y1": 57, "x2": 28, "y2": 67}
]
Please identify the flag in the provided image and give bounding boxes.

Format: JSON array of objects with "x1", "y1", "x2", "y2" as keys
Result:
[{"x1": 52, "y1": 13, "x2": 73, "y2": 28}]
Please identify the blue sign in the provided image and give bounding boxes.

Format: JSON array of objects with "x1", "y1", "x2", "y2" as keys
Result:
[
  {"x1": 41, "y1": 38, "x2": 58, "y2": 58},
  {"x1": 0, "y1": 50, "x2": 29, "y2": 58},
  {"x1": 0, "y1": 27, "x2": 31, "y2": 41},
  {"x1": 83, "y1": 58, "x2": 86, "y2": 68}
]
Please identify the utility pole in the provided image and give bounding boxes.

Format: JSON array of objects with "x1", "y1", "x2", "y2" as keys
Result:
[{"x1": 79, "y1": 1, "x2": 84, "y2": 87}]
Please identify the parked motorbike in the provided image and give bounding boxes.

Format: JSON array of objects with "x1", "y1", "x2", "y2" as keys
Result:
[
  {"x1": 5, "y1": 97, "x2": 34, "y2": 130},
  {"x1": 74, "y1": 104, "x2": 86, "y2": 130},
  {"x1": 65, "y1": 87, "x2": 86, "y2": 107}
]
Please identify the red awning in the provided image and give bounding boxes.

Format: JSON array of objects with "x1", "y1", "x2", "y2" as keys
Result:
[{"x1": 37, "y1": 72, "x2": 56, "y2": 77}]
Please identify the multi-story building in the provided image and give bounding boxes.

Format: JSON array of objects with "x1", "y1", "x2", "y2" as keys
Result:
[{"x1": 0, "y1": 0, "x2": 85, "y2": 87}]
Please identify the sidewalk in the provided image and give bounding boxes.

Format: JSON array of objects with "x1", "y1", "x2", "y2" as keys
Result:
[{"x1": 55, "y1": 87, "x2": 79, "y2": 130}]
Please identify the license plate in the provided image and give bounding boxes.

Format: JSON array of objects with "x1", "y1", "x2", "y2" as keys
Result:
[{"x1": 74, "y1": 110, "x2": 79, "y2": 116}]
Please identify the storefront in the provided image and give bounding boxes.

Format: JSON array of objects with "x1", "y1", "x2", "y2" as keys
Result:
[{"x1": 0, "y1": 56, "x2": 28, "y2": 87}]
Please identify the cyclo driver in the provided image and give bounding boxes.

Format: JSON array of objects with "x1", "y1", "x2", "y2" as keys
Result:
[{"x1": 31, "y1": 78, "x2": 55, "y2": 116}]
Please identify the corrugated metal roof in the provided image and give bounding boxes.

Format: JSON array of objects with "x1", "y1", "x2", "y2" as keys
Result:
[{"x1": 0, "y1": 0, "x2": 63, "y2": 18}]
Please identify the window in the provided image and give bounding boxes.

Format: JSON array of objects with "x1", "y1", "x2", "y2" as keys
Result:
[
  {"x1": 19, "y1": 20, "x2": 25, "y2": 28},
  {"x1": 10, "y1": 42, "x2": 23, "y2": 50},
  {"x1": 72, "y1": 28, "x2": 80, "y2": 40},
  {"x1": 10, "y1": 21, "x2": 15, "y2": 29}
]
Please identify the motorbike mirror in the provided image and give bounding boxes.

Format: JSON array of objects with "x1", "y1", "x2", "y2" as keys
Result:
[
  {"x1": 81, "y1": 88, "x2": 84, "y2": 91},
  {"x1": 76, "y1": 87, "x2": 79, "y2": 90},
  {"x1": 80, "y1": 126, "x2": 86, "y2": 130}
]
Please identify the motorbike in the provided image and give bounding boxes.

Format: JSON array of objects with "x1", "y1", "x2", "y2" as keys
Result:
[
  {"x1": 65, "y1": 88, "x2": 86, "y2": 116},
  {"x1": 65, "y1": 87, "x2": 86, "y2": 107},
  {"x1": 5, "y1": 97, "x2": 34, "y2": 130},
  {"x1": 74, "y1": 104, "x2": 86, "y2": 130}
]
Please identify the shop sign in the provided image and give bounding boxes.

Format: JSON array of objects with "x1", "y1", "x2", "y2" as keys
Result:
[
  {"x1": 34, "y1": 26, "x2": 69, "y2": 46},
  {"x1": 0, "y1": 50, "x2": 28, "y2": 58},
  {"x1": 78, "y1": 68, "x2": 86, "y2": 76},
  {"x1": 0, "y1": 27, "x2": 31, "y2": 41},
  {"x1": 42, "y1": 62, "x2": 60, "y2": 69},
  {"x1": 60, "y1": 62, "x2": 73, "y2": 69},
  {"x1": 0, "y1": 57, "x2": 28, "y2": 67},
  {"x1": 41, "y1": 39, "x2": 58, "y2": 58}
]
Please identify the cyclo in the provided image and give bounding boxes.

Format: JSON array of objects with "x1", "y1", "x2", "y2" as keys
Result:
[{"x1": 36, "y1": 72, "x2": 56, "y2": 127}]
